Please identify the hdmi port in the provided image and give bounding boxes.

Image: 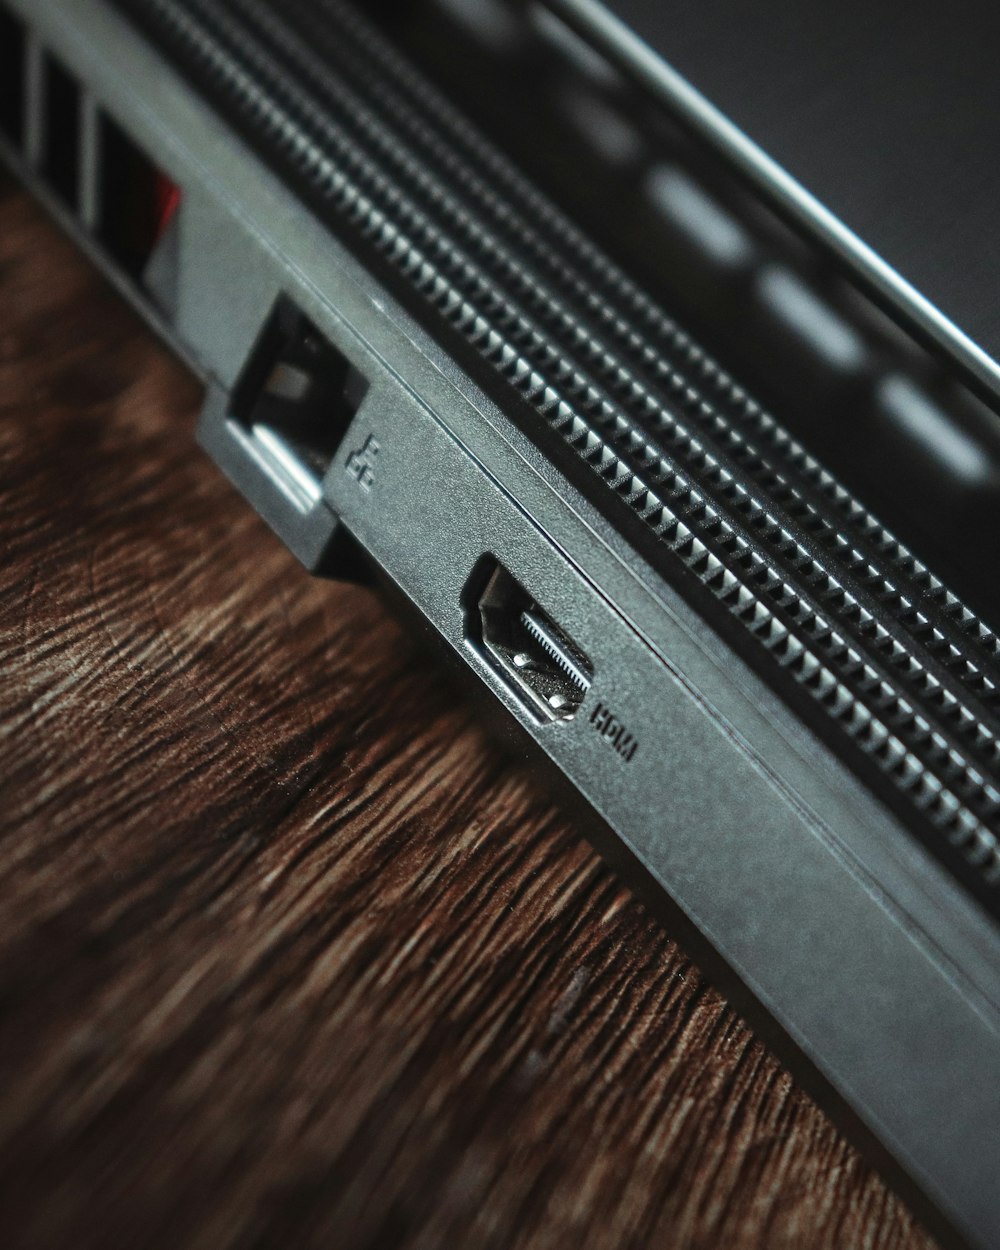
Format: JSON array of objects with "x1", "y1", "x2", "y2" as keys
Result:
[{"x1": 465, "y1": 558, "x2": 593, "y2": 722}]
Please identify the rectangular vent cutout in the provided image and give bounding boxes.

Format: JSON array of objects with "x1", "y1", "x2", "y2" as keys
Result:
[
  {"x1": 0, "y1": 9, "x2": 27, "y2": 147},
  {"x1": 41, "y1": 54, "x2": 81, "y2": 208}
]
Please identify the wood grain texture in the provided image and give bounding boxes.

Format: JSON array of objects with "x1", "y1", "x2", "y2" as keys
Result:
[{"x1": 0, "y1": 176, "x2": 937, "y2": 1250}]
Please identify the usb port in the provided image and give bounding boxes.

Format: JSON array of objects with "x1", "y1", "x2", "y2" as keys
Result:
[
  {"x1": 97, "y1": 114, "x2": 182, "y2": 282},
  {"x1": 0, "y1": 9, "x2": 26, "y2": 148},
  {"x1": 465, "y1": 558, "x2": 593, "y2": 722},
  {"x1": 41, "y1": 54, "x2": 82, "y2": 210}
]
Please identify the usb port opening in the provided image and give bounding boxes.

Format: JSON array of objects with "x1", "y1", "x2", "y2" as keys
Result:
[
  {"x1": 97, "y1": 114, "x2": 182, "y2": 283},
  {"x1": 41, "y1": 54, "x2": 82, "y2": 209},
  {"x1": 0, "y1": 9, "x2": 26, "y2": 148},
  {"x1": 464, "y1": 558, "x2": 593, "y2": 722}
]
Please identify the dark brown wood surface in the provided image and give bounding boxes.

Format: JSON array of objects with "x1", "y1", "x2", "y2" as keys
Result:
[{"x1": 0, "y1": 177, "x2": 936, "y2": 1250}]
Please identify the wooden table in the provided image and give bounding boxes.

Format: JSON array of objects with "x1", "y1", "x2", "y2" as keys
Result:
[{"x1": 0, "y1": 176, "x2": 935, "y2": 1250}]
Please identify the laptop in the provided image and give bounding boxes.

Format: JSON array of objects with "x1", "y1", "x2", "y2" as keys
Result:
[{"x1": 2, "y1": 1, "x2": 998, "y2": 1245}]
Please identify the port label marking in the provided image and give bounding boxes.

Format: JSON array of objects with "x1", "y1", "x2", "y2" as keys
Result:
[
  {"x1": 589, "y1": 701, "x2": 638, "y2": 762},
  {"x1": 346, "y1": 433, "x2": 380, "y2": 491}
]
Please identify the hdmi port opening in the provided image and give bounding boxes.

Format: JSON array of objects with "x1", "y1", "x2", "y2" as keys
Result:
[{"x1": 464, "y1": 558, "x2": 593, "y2": 722}]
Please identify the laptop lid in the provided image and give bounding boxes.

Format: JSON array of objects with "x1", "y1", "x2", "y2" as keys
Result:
[{"x1": 560, "y1": 0, "x2": 1000, "y2": 398}]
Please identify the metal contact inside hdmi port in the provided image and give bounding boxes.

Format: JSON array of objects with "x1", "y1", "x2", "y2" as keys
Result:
[{"x1": 465, "y1": 559, "x2": 593, "y2": 723}]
